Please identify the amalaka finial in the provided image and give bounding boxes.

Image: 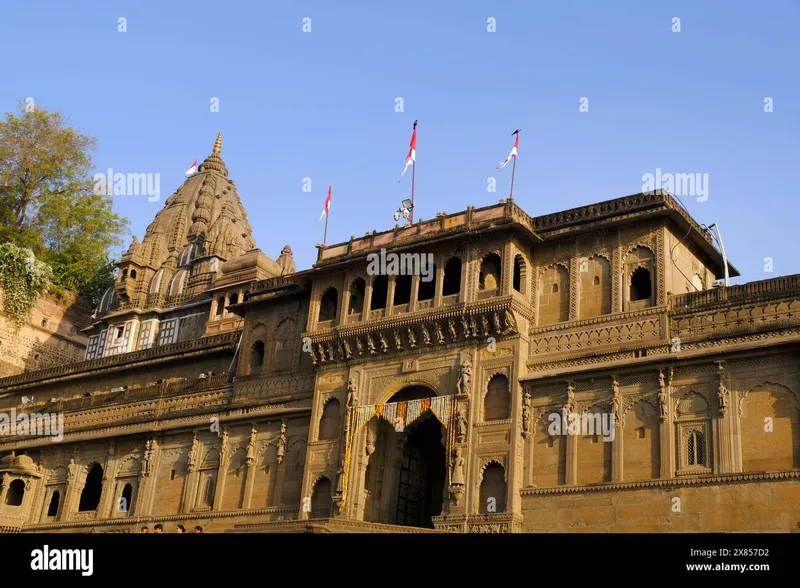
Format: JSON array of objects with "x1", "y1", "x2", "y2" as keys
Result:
[{"x1": 213, "y1": 131, "x2": 222, "y2": 155}]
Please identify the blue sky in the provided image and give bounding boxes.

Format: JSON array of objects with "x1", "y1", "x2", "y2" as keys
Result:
[{"x1": 2, "y1": 0, "x2": 797, "y2": 281}]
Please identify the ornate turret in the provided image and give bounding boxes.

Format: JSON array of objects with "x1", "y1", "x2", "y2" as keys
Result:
[
  {"x1": 277, "y1": 245, "x2": 297, "y2": 275},
  {"x1": 93, "y1": 132, "x2": 257, "y2": 318}
]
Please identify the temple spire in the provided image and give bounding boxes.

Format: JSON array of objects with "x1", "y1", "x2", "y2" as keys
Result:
[{"x1": 213, "y1": 131, "x2": 222, "y2": 155}]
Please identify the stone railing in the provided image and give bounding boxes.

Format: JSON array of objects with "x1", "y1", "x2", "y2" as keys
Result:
[
  {"x1": 0, "y1": 332, "x2": 239, "y2": 391},
  {"x1": 671, "y1": 274, "x2": 800, "y2": 312}
]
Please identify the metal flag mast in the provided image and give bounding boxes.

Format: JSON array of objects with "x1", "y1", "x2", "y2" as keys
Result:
[
  {"x1": 509, "y1": 129, "x2": 520, "y2": 200},
  {"x1": 410, "y1": 120, "x2": 417, "y2": 223}
]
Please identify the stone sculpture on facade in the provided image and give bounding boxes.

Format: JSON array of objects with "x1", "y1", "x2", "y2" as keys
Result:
[
  {"x1": 456, "y1": 358, "x2": 472, "y2": 396},
  {"x1": 521, "y1": 391, "x2": 531, "y2": 438},
  {"x1": 658, "y1": 369, "x2": 668, "y2": 422},
  {"x1": 717, "y1": 362, "x2": 729, "y2": 416},
  {"x1": 456, "y1": 405, "x2": 468, "y2": 442},
  {"x1": 277, "y1": 421, "x2": 287, "y2": 464}
]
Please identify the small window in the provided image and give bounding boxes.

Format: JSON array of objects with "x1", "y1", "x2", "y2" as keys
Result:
[
  {"x1": 170, "y1": 470, "x2": 176, "y2": 481},
  {"x1": 130, "y1": 270, "x2": 137, "y2": 279},
  {"x1": 630, "y1": 267, "x2": 652, "y2": 301},
  {"x1": 47, "y1": 490, "x2": 60, "y2": 517},
  {"x1": 370, "y1": 276, "x2": 388, "y2": 310},
  {"x1": 546, "y1": 436, "x2": 554, "y2": 448},
  {"x1": 215, "y1": 296, "x2": 225, "y2": 317},
  {"x1": 250, "y1": 341, "x2": 265, "y2": 374},
  {"x1": 393, "y1": 275, "x2": 412, "y2": 306},
  {"x1": 593, "y1": 276, "x2": 600, "y2": 285},
  {"x1": 687, "y1": 430, "x2": 705, "y2": 466},
  {"x1": 637, "y1": 427, "x2": 646, "y2": 439},
  {"x1": 116, "y1": 326, "x2": 125, "y2": 339},
  {"x1": 552, "y1": 283, "x2": 559, "y2": 293},
  {"x1": 442, "y1": 258, "x2": 462, "y2": 296},
  {"x1": 319, "y1": 288, "x2": 338, "y2": 322},
  {"x1": 120, "y1": 483, "x2": 133, "y2": 512},
  {"x1": 5, "y1": 479, "x2": 24, "y2": 506}
]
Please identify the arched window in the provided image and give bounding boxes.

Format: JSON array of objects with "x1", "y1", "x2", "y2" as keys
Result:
[
  {"x1": 249, "y1": 340, "x2": 265, "y2": 375},
  {"x1": 479, "y1": 463, "x2": 506, "y2": 514},
  {"x1": 319, "y1": 287, "x2": 338, "y2": 322},
  {"x1": 318, "y1": 399, "x2": 341, "y2": 440},
  {"x1": 538, "y1": 264, "x2": 570, "y2": 326},
  {"x1": 47, "y1": 490, "x2": 60, "y2": 517},
  {"x1": 484, "y1": 374, "x2": 511, "y2": 421},
  {"x1": 310, "y1": 477, "x2": 332, "y2": 518},
  {"x1": 273, "y1": 318, "x2": 296, "y2": 371},
  {"x1": 513, "y1": 255, "x2": 526, "y2": 293},
  {"x1": 687, "y1": 430, "x2": 705, "y2": 466},
  {"x1": 215, "y1": 296, "x2": 225, "y2": 317},
  {"x1": 121, "y1": 269, "x2": 128, "y2": 280},
  {"x1": 120, "y1": 483, "x2": 133, "y2": 513},
  {"x1": 580, "y1": 256, "x2": 611, "y2": 318},
  {"x1": 417, "y1": 264, "x2": 436, "y2": 301},
  {"x1": 349, "y1": 278, "x2": 366, "y2": 314},
  {"x1": 79, "y1": 463, "x2": 103, "y2": 511},
  {"x1": 202, "y1": 476, "x2": 215, "y2": 506},
  {"x1": 443, "y1": 258, "x2": 462, "y2": 296},
  {"x1": 479, "y1": 253, "x2": 502, "y2": 292},
  {"x1": 229, "y1": 292, "x2": 239, "y2": 306},
  {"x1": 5, "y1": 479, "x2": 24, "y2": 506},
  {"x1": 630, "y1": 268, "x2": 652, "y2": 302},
  {"x1": 393, "y1": 275, "x2": 412, "y2": 306},
  {"x1": 129, "y1": 269, "x2": 137, "y2": 279},
  {"x1": 370, "y1": 276, "x2": 388, "y2": 310}
]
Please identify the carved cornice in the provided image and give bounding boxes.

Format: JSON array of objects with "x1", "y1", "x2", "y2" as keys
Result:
[
  {"x1": 522, "y1": 469, "x2": 800, "y2": 496},
  {"x1": 304, "y1": 304, "x2": 519, "y2": 366}
]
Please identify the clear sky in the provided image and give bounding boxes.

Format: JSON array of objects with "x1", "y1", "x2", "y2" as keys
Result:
[{"x1": 2, "y1": 0, "x2": 797, "y2": 282}]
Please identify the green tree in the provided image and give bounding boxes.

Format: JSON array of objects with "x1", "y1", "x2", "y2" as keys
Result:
[{"x1": 0, "y1": 100, "x2": 128, "y2": 303}]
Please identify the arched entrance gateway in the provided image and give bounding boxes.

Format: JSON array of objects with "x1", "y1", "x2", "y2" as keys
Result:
[{"x1": 360, "y1": 385, "x2": 448, "y2": 529}]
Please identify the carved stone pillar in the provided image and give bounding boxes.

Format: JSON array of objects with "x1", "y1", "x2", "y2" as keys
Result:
[
  {"x1": 433, "y1": 263, "x2": 444, "y2": 307},
  {"x1": 715, "y1": 362, "x2": 735, "y2": 474},
  {"x1": 569, "y1": 255, "x2": 579, "y2": 321},
  {"x1": 212, "y1": 429, "x2": 229, "y2": 511},
  {"x1": 242, "y1": 427, "x2": 258, "y2": 510},
  {"x1": 660, "y1": 367, "x2": 674, "y2": 478},
  {"x1": 612, "y1": 242, "x2": 623, "y2": 313},
  {"x1": 611, "y1": 378, "x2": 623, "y2": 482},
  {"x1": 386, "y1": 277, "x2": 397, "y2": 317},
  {"x1": 97, "y1": 441, "x2": 118, "y2": 518}
]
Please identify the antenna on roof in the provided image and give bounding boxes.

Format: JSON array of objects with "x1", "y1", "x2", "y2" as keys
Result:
[{"x1": 707, "y1": 223, "x2": 730, "y2": 287}]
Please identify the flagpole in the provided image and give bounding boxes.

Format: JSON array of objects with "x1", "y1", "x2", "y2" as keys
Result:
[
  {"x1": 323, "y1": 209, "x2": 329, "y2": 246},
  {"x1": 509, "y1": 153, "x2": 517, "y2": 201},
  {"x1": 410, "y1": 158, "x2": 416, "y2": 224}
]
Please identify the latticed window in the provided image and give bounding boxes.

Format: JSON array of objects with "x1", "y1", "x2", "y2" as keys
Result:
[
  {"x1": 158, "y1": 319, "x2": 178, "y2": 346},
  {"x1": 687, "y1": 430, "x2": 705, "y2": 466},
  {"x1": 85, "y1": 335, "x2": 100, "y2": 360}
]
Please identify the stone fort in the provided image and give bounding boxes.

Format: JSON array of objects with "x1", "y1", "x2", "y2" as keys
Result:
[{"x1": 0, "y1": 134, "x2": 798, "y2": 534}]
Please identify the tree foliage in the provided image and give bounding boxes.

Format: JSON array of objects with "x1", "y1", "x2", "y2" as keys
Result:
[
  {"x1": 0, "y1": 242, "x2": 53, "y2": 325},
  {"x1": 0, "y1": 101, "x2": 128, "y2": 304}
]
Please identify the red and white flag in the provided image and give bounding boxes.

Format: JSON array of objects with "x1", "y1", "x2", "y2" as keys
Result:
[
  {"x1": 319, "y1": 185, "x2": 332, "y2": 221},
  {"x1": 185, "y1": 158, "x2": 198, "y2": 176},
  {"x1": 399, "y1": 120, "x2": 417, "y2": 181},
  {"x1": 496, "y1": 130, "x2": 520, "y2": 169}
]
